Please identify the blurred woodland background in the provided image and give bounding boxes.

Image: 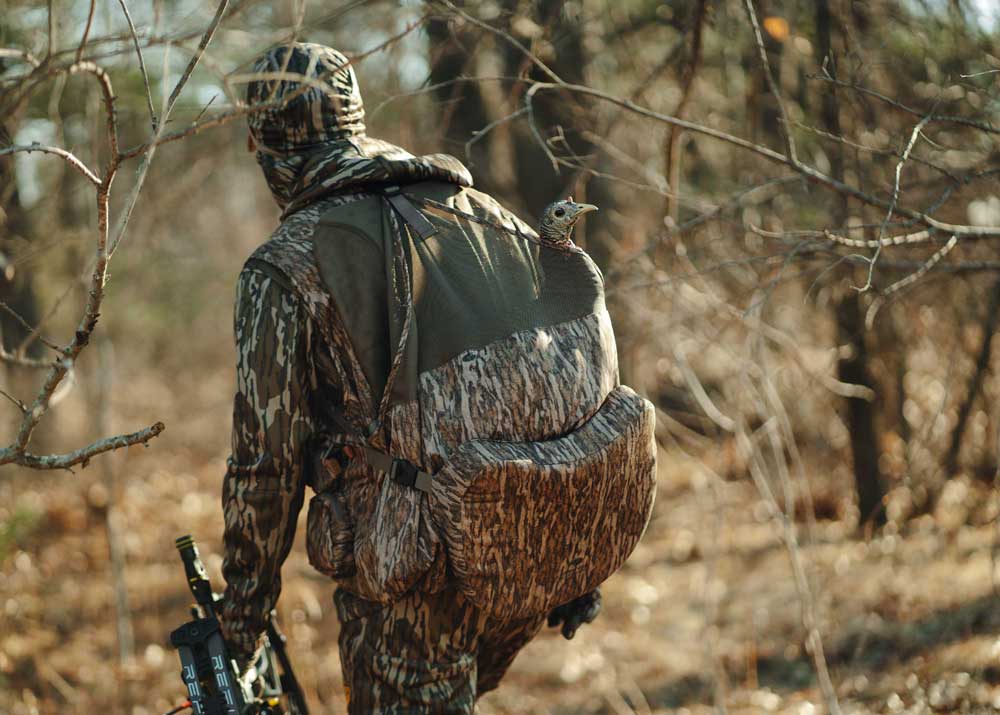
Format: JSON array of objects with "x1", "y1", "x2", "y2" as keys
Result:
[{"x1": 4, "y1": 0, "x2": 1000, "y2": 713}]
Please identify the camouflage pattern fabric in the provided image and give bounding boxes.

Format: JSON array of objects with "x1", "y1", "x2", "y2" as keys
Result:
[
  {"x1": 223, "y1": 41, "x2": 654, "y2": 711},
  {"x1": 427, "y1": 384, "x2": 657, "y2": 622},
  {"x1": 246, "y1": 43, "x2": 471, "y2": 215},
  {"x1": 334, "y1": 587, "x2": 545, "y2": 714},
  {"x1": 220, "y1": 263, "x2": 315, "y2": 663}
]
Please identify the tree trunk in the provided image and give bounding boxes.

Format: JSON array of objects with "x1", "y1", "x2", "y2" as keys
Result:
[
  {"x1": 664, "y1": 0, "x2": 708, "y2": 222},
  {"x1": 816, "y1": 0, "x2": 886, "y2": 527},
  {"x1": 0, "y1": 121, "x2": 41, "y2": 357},
  {"x1": 425, "y1": 4, "x2": 499, "y2": 197},
  {"x1": 499, "y1": 0, "x2": 592, "y2": 217},
  {"x1": 944, "y1": 276, "x2": 1000, "y2": 477}
]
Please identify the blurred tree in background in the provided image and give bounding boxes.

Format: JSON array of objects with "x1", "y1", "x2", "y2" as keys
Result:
[{"x1": 3, "y1": 1, "x2": 1000, "y2": 713}]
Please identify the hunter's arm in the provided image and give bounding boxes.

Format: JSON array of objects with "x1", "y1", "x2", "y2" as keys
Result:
[{"x1": 220, "y1": 264, "x2": 315, "y2": 664}]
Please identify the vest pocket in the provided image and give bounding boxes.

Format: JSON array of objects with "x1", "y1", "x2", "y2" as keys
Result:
[
  {"x1": 429, "y1": 384, "x2": 658, "y2": 622},
  {"x1": 306, "y1": 489, "x2": 357, "y2": 580}
]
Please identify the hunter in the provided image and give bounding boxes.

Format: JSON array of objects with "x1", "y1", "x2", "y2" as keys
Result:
[{"x1": 220, "y1": 42, "x2": 656, "y2": 714}]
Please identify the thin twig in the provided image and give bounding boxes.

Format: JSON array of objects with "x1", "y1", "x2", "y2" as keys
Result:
[
  {"x1": 117, "y1": 0, "x2": 157, "y2": 132},
  {"x1": 16, "y1": 262, "x2": 87, "y2": 357},
  {"x1": 369, "y1": 76, "x2": 525, "y2": 119},
  {"x1": 162, "y1": 0, "x2": 230, "y2": 119},
  {"x1": 812, "y1": 74, "x2": 1000, "y2": 135},
  {"x1": 465, "y1": 107, "x2": 527, "y2": 163},
  {"x1": 0, "y1": 387, "x2": 27, "y2": 412},
  {"x1": 743, "y1": 0, "x2": 797, "y2": 163},
  {"x1": 110, "y1": 0, "x2": 230, "y2": 257},
  {"x1": 76, "y1": 0, "x2": 97, "y2": 63},
  {"x1": 0, "y1": 422, "x2": 165, "y2": 470},
  {"x1": 0, "y1": 144, "x2": 101, "y2": 186},
  {"x1": 119, "y1": 14, "x2": 426, "y2": 161},
  {"x1": 525, "y1": 81, "x2": 1000, "y2": 238},
  {"x1": 859, "y1": 115, "x2": 933, "y2": 292},
  {"x1": 791, "y1": 118, "x2": 958, "y2": 182},
  {"x1": 865, "y1": 235, "x2": 958, "y2": 327},
  {"x1": 0, "y1": 348, "x2": 50, "y2": 368},
  {"x1": 434, "y1": 0, "x2": 562, "y2": 84},
  {"x1": 0, "y1": 48, "x2": 41, "y2": 67},
  {"x1": 0, "y1": 301, "x2": 60, "y2": 352},
  {"x1": 47, "y1": 0, "x2": 55, "y2": 58},
  {"x1": 608, "y1": 177, "x2": 800, "y2": 280},
  {"x1": 665, "y1": 0, "x2": 708, "y2": 220},
  {"x1": 733, "y1": 326, "x2": 842, "y2": 715},
  {"x1": 961, "y1": 68, "x2": 1000, "y2": 77}
]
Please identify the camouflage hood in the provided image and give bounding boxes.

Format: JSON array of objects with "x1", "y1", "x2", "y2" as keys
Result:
[{"x1": 246, "y1": 43, "x2": 472, "y2": 217}]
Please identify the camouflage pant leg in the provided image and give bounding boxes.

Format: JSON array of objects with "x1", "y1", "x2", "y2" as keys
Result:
[
  {"x1": 334, "y1": 587, "x2": 545, "y2": 714},
  {"x1": 475, "y1": 610, "x2": 546, "y2": 695}
]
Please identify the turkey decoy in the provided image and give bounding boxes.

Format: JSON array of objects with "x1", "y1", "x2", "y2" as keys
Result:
[{"x1": 537, "y1": 197, "x2": 598, "y2": 249}]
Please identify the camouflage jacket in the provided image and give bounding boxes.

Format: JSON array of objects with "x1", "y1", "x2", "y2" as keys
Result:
[{"x1": 220, "y1": 156, "x2": 508, "y2": 661}]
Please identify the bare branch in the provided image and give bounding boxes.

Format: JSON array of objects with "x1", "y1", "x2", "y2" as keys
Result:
[
  {"x1": 162, "y1": 0, "x2": 230, "y2": 119},
  {"x1": 0, "y1": 143, "x2": 101, "y2": 186},
  {"x1": 465, "y1": 107, "x2": 527, "y2": 164},
  {"x1": 0, "y1": 48, "x2": 40, "y2": 67},
  {"x1": 76, "y1": 0, "x2": 96, "y2": 63},
  {"x1": 433, "y1": 0, "x2": 562, "y2": 84},
  {"x1": 665, "y1": 0, "x2": 708, "y2": 221},
  {"x1": 46, "y1": 0, "x2": 55, "y2": 57},
  {"x1": 813, "y1": 74, "x2": 1000, "y2": 135},
  {"x1": 749, "y1": 223, "x2": 936, "y2": 249},
  {"x1": 0, "y1": 348, "x2": 50, "y2": 368},
  {"x1": 865, "y1": 235, "x2": 959, "y2": 327},
  {"x1": 0, "y1": 386, "x2": 27, "y2": 412},
  {"x1": 961, "y1": 68, "x2": 1000, "y2": 77},
  {"x1": 525, "y1": 81, "x2": 1000, "y2": 238},
  {"x1": 16, "y1": 271, "x2": 82, "y2": 357},
  {"x1": 117, "y1": 0, "x2": 157, "y2": 132},
  {"x1": 672, "y1": 345, "x2": 737, "y2": 433},
  {"x1": 0, "y1": 421, "x2": 165, "y2": 470},
  {"x1": 120, "y1": 17, "x2": 430, "y2": 161},
  {"x1": 791, "y1": 118, "x2": 958, "y2": 182},
  {"x1": 369, "y1": 76, "x2": 525, "y2": 120},
  {"x1": 110, "y1": 0, "x2": 231, "y2": 257},
  {"x1": 0, "y1": 301, "x2": 60, "y2": 352},
  {"x1": 67, "y1": 61, "x2": 118, "y2": 162},
  {"x1": 859, "y1": 115, "x2": 933, "y2": 291}
]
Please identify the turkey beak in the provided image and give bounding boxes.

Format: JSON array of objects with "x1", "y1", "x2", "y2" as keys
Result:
[{"x1": 576, "y1": 204, "x2": 598, "y2": 216}]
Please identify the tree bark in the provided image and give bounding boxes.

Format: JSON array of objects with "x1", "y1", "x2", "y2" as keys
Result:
[
  {"x1": 0, "y1": 121, "x2": 41, "y2": 357},
  {"x1": 944, "y1": 276, "x2": 1000, "y2": 477},
  {"x1": 426, "y1": 4, "x2": 499, "y2": 196},
  {"x1": 816, "y1": 0, "x2": 886, "y2": 527},
  {"x1": 499, "y1": 0, "x2": 592, "y2": 217},
  {"x1": 664, "y1": 0, "x2": 708, "y2": 222}
]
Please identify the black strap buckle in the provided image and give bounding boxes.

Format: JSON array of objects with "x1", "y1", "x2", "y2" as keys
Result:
[{"x1": 389, "y1": 458, "x2": 419, "y2": 488}]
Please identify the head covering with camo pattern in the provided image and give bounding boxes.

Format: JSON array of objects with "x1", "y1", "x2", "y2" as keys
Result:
[{"x1": 246, "y1": 42, "x2": 472, "y2": 217}]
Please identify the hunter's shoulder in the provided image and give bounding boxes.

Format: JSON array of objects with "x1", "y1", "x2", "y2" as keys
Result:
[
  {"x1": 242, "y1": 196, "x2": 358, "y2": 282},
  {"x1": 246, "y1": 202, "x2": 326, "y2": 272}
]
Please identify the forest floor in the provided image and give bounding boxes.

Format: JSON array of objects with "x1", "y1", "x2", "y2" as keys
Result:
[{"x1": 3, "y1": 435, "x2": 1000, "y2": 715}]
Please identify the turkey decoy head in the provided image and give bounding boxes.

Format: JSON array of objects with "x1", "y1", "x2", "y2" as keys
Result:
[{"x1": 538, "y1": 197, "x2": 598, "y2": 245}]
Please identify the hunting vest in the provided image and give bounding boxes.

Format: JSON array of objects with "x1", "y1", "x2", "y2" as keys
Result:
[{"x1": 250, "y1": 180, "x2": 657, "y2": 621}]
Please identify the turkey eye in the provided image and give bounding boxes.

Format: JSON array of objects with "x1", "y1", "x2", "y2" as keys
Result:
[{"x1": 554, "y1": 208, "x2": 566, "y2": 217}]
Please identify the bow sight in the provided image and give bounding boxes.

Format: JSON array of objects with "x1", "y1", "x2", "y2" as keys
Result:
[{"x1": 168, "y1": 535, "x2": 309, "y2": 715}]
